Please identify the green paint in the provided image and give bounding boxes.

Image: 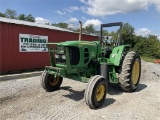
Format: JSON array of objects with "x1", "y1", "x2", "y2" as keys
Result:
[
  {"x1": 109, "y1": 45, "x2": 130, "y2": 66},
  {"x1": 108, "y1": 65, "x2": 118, "y2": 83},
  {"x1": 45, "y1": 40, "x2": 130, "y2": 84}
]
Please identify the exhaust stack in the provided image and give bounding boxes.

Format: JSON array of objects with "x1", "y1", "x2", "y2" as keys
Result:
[{"x1": 79, "y1": 21, "x2": 82, "y2": 41}]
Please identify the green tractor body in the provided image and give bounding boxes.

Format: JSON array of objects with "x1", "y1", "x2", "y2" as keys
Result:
[
  {"x1": 46, "y1": 41, "x2": 130, "y2": 83},
  {"x1": 41, "y1": 22, "x2": 141, "y2": 109}
]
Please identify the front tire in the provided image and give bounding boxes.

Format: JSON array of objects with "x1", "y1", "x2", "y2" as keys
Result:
[
  {"x1": 84, "y1": 75, "x2": 107, "y2": 109},
  {"x1": 119, "y1": 51, "x2": 141, "y2": 92},
  {"x1": 41, "y1": 71, "x2": 63, "y2": 92}
]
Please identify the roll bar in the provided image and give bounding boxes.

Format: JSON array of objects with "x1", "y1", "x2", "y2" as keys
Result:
[{"x1": 100, "y1": 22, "x2": 123, "y2": 46}]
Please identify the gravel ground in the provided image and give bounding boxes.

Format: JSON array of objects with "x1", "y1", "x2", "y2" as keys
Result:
[{"x1": 0, "y1": 61, "x2": 160, "y2": 120}]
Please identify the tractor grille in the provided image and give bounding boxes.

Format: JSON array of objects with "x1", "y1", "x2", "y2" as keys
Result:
[
  {"x1": 55, "y1": 46, "x2": 80, "y2": 65},
  {"x1": 68, "y1": 46, "x2": 80, "y2": 65}
]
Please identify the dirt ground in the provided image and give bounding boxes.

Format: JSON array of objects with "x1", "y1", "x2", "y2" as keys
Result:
[{"x1": 0, "y1": 61, "x2": 160, "y2": 120}]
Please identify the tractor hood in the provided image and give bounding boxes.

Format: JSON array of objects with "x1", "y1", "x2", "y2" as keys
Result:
[{"x1": 56, "y1": 40, "x2": 99, "y2": 47}]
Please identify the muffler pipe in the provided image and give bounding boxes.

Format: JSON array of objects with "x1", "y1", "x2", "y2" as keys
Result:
[{"x1": 79, "y1": 21, "x2": 82, "y2": 41}]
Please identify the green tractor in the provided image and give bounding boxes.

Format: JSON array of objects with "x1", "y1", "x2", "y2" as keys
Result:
[{"x1": 41, "y1": 21, "x2": 141, "y2": 109}]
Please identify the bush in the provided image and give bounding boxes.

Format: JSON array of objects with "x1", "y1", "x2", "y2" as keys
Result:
[{"x1": 134, "y1": 35, "x2": 160, "y2": 59}]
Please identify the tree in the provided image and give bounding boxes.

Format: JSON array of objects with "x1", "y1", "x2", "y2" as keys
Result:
[
  {"x1": 51, "y1": 23, "x2": 58, "y2": 27},
  {"x1": 85, "y1": 24, "x2": 95, "y2": 34},
  {"x1": 75, "y1": 28, "x2": 87, "y2": 33},
  {"x1": 5, "y1": 9, "x2": 17, "y2": 19},
  {"x1": 18, "y1": 14, "x2": 25, "y2": 20},
  {"x1": 109, "y1": 31, "x2": 118, "y2": 42},
  {"x1": 52, "y1": 23, "x2": 69, "y2": 29},
  {"x1": 134, "y1": 35, "x2": 160, "y2": 58},
  {"x1": 133, "y1": 35, "x2": 146, "y2": 45},
  {"x1": 122, "y1": 23, "x2": 134, "y2": 47},
  {"x1": 25, "y1": 14, "x2": 35, "y2": 22},
  {"x1": 0, "y1": 12, "x2": 6, "y2": 17},
  {"x1": 57, "y1": 23, "x2": 69, "y2": 29},
  {"x1": 102, "y1": 30, "x2": 109, "y2": 36},
  {"x1": 147, "y1": 35, "x2": 158, "y2": 40}
]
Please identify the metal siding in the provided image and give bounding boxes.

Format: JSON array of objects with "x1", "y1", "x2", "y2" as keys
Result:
[{"x1": 0, "y1": 22, "x2": 98, "y2": 73}]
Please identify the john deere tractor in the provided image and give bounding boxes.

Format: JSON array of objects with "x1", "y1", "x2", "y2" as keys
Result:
[{"x1": 41, "y1": 21, "x2": 141, "y2": 109}]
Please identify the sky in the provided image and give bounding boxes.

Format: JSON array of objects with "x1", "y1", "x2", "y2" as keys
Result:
[{"x1": 0, "y1": 0, "x2": 160, "y2": 39}]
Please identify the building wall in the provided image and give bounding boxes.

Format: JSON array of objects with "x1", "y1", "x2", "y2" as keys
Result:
[{"x1": 0, "y1": 22, "x2": 98, "y2": 73}]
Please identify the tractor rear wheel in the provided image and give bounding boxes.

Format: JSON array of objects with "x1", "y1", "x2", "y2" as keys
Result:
[
  {"x1": 119, "y1": 51, "x2": 141, "y2": 92},
  {"x1": 41, "y1": 71, "x2": 63, "y2": 92},
  {"x1": 84, "y1": 75, "x2": 107, "y2": 109}
]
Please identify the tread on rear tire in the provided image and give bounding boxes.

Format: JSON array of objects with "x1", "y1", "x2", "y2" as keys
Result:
[{"x1": 119, "y1": 51, "x2": 141, "y2": 92}]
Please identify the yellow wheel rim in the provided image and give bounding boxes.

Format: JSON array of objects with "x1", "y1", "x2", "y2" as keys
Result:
[
  {"x1": 96, "y1": 85, "x2": 105, "y2": 102},
  {"x1": 49, "y1": 76, "x2": 60, "y2": 86},
  {"x1": 132, "y1": 60, "x2": 140, "y2": 85}
]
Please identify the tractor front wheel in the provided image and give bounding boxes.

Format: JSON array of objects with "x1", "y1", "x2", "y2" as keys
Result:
[
  {"x1": 41, "y1": 71, "x2": 63, "y2": 92},
  {"x1": 84, "y1": 75, "x2": 107, "y2": 109},
  {"x1": 119, "y1": 51, "x2": 141, "y2": 92}
]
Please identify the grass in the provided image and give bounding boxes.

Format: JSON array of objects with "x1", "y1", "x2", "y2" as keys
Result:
[{"x1": 141, "y1": 56, "x2": 155, "y2": 63}]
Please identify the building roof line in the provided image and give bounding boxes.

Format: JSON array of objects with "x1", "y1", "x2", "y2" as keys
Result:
[
  {"x1": 0, "y1": 17, "x2": 72, "y2": 32},
  {"x1": 0, "y1": 17, "x2": 98, "y2": 37}
]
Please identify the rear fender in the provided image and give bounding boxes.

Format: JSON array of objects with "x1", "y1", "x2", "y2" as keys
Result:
[{"x1": 109, "y1": 45, "x2": 130, "y2": 66}]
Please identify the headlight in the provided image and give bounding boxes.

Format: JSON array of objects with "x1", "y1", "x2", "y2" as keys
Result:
[
  {"x1": 55, "y1": 54, "x2": 60, "y2": 58},
  {"x1": 61, "y1": 55, "x2": 66, "y2": 59}
]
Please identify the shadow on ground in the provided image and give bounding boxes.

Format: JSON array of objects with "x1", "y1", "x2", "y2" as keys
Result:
[
  {"x1": 60, "y1": 86, "x2": 116, "y2": 109},
  {"x1": 108, "y1": 83, "x2": 147, "y2": 95},
  {"x1": 0, "y1": 94, "x2": 20, "y2": 104},
  {"x1": 108, "y1": 84, "x2": 123, "y2": 95},
  {"x1": 61, "y1": 86, "x2": 84, "y2": 101},
  {"x1": 59, "y1": 83, "x2": 147, "y2": 107},
  {"x1": 99, "y1": 98, "x2": 116, "y2": 109},
  {"x1": 135, "y1": 83, "x2": 147, "y2": 92}
]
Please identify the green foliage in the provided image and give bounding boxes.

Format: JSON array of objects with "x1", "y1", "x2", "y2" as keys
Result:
[
  {"x1": 18, "y1": 13, "x2": 35, "y2": 22},
  {"x1": 122, "y1": 23, "x2": 134, "y2": 47},
  {"x1": 109, "y1": 31, "x2": 118, "y2": 42},
  {"x1": 77, "y1": 28, "x2": 87, "y2": 33},
  {"x1": 75, "y1": 25, "x2": 95, "y2": 34},
  {"x1": 52, "y1": 23, "x2": 69, "y2": 29},
  {"x1": 51, "y1": 23, "x2": 95, "y2": 34},
  {"x1": 85, "y1": 24, "x2": 95, "y2": 34},
  {"x1": 134, "y1": 35, "x2": 160, "y2": 59},
  {"x1": 5, "y1": 9, "x2": 17, "y2": 19},
  {"x1": 25, "y1": 14, "x2": 35, "y2": 22},
  {"x1": 1, "y1": 9, "x2": 160, "y2": 59},
  {"x1": 0, "y1": 12, "x2": 6, "y2": 17},
  {"x1": 1, "y1": 9, "x2": 35, "y2": 22},
  {"x1": 102, "y1": 30, "x2": 109, "y2": 36},
  {"x1": 18, "y1": 14, "x2": 26, "y2": 20}
]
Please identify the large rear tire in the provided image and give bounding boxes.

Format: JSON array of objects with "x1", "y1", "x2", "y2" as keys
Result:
[
  {"x1": 119, "y1": 51, "x2": 141, "y2": 92},
  {"x1": 84, "y1": 75, "x2": 107, "y2": 109},
  {"x1": 41, "y1": 71, "x2": 63, "y2": 92}
]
